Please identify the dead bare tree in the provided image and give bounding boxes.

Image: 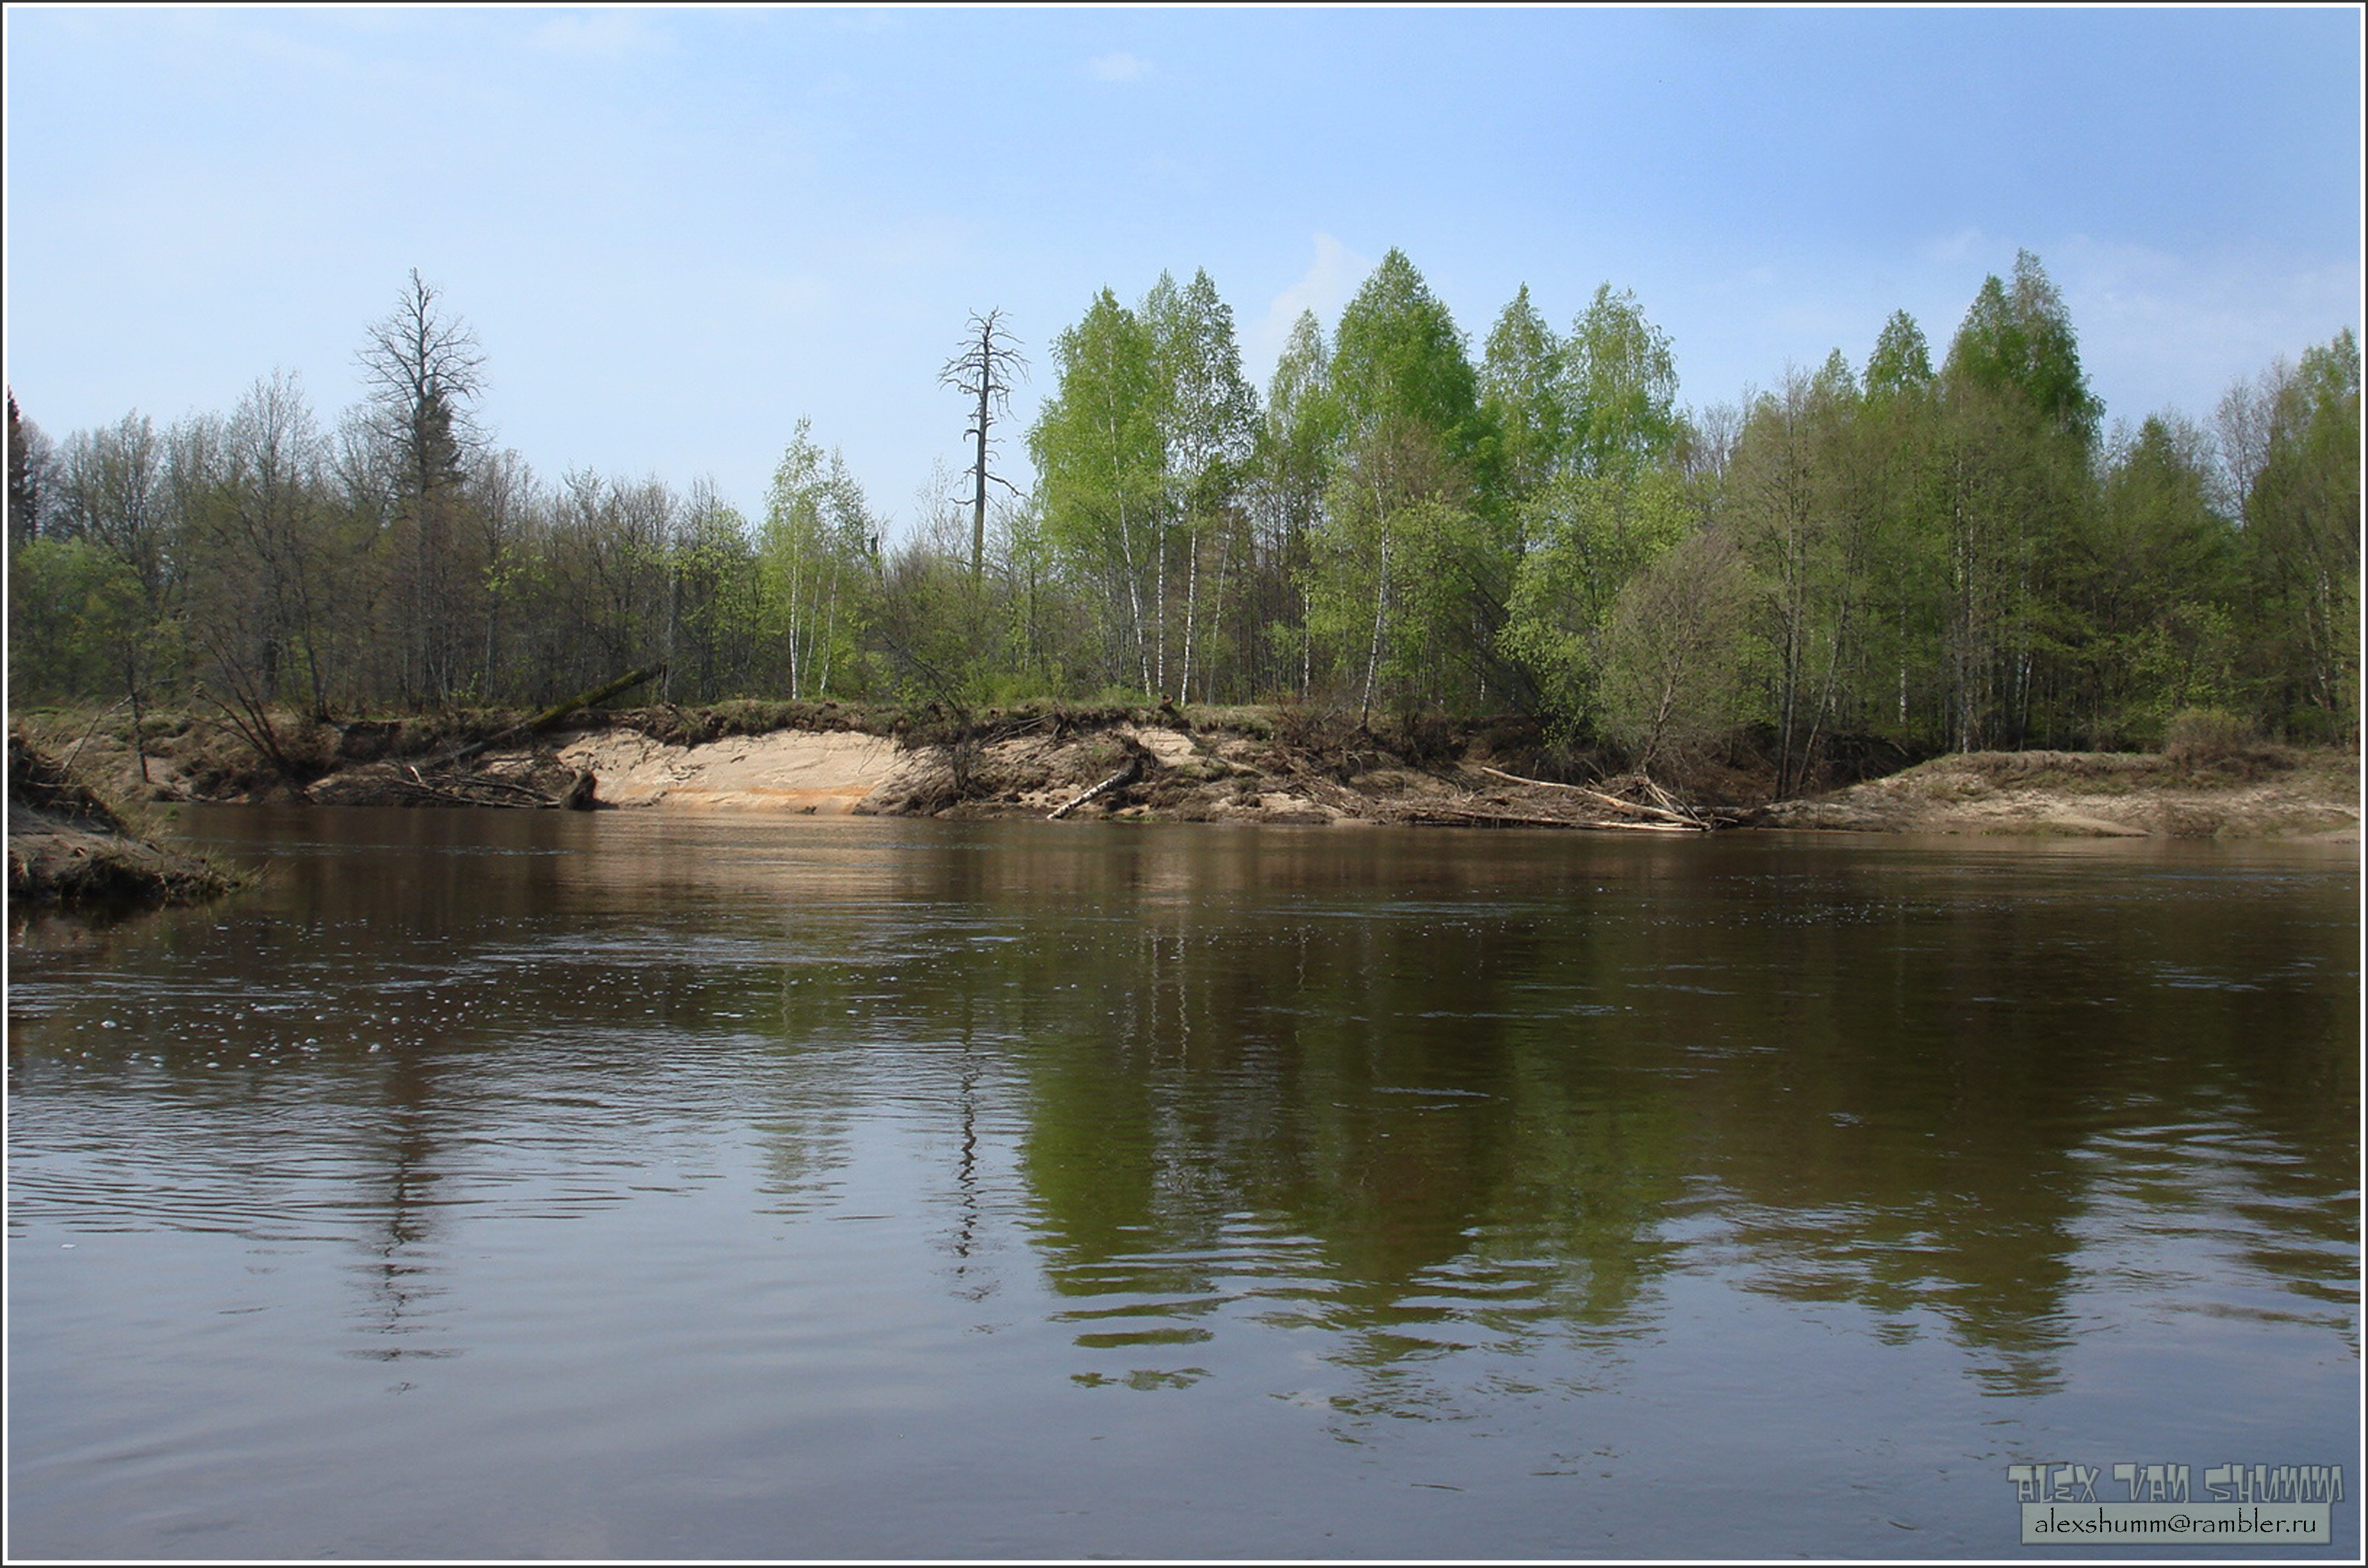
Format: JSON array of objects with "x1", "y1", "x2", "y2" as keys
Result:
[{"x1": 939, "y1": 308, "x2": 1027, "y2": 577}]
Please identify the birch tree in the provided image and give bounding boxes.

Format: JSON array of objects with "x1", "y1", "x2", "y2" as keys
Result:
[
  {"x1": 761, "y1": 420, "x2": 877, "y2": 699},
  {"x1": 1143, "y1": 268, "x2": 1258, "y2": 702},
  {"x1": 1936, "y1": 252, "x2": 2099, "y2": 747},
  {"x1": 2238, "y1": 330, "x2": 2360, "y2": 736},
  {"x1": 1499, "y1": 282, "x2": 1688, "y2": 734},
  {"x1": 1479, "y1": 285, "x2": 1565, "y2": 512},
  {"x1": 1307, "y1": 249, "x2": 1500, "y2": 711},
  {"x1": 1253, "y1": 310, "x2": 1340, "y2": 696},
  {"x1": 1031, "y1": 290, "x2": 1163, "y2": 693}
]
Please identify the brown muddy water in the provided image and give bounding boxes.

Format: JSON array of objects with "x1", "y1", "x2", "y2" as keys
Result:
[{"x1": 6, "y1": 808, "x2": 2358, "y2": 1560}]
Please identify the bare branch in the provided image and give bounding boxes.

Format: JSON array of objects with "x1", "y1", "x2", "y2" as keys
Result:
[{"x1": 943, "y1": 307, "x2": 1030, "y2": 575}]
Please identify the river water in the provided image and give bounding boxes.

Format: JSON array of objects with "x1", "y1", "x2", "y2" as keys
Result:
[{"x1": 6, "y1": 808, "x2": 2358, "y2": 1560}]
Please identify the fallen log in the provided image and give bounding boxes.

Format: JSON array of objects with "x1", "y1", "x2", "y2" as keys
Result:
[
  {"x1": 393, "y1": 764, "x2": 597, "y2": 810},
  {"x1": 1408, "y1": 806, "x2": 1698, "y2": 832},
  {"x1": 1049, "y1": 741, "x2": 1148, "y2": 819},
  {"x1": 367, "y1": 666, "x2": 657, "y2": 811},
  {"x1": 444, "y1": 665, "x2": 666, "y2": 766}
]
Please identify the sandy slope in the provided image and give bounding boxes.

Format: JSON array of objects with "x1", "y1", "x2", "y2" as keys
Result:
[
  {"x1": 556, "y1": 728, "x2": 906, "y2": 812},
  {"x1": 1757, "y1": 750, "x2": 2360, "y2": 841}
]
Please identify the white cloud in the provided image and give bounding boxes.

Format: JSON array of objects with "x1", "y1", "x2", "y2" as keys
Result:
[
  {"x1": 1084, "y1": 51, "x2": 1151, "y2": 82},
  {"x1": 1249, "y1": 233, "x2": 1372, "y2": 377}
]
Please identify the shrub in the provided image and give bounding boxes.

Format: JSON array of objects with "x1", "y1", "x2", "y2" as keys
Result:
[
  {"x1": 2162, "y1": 708, "x2": 2292, "y2": 776},
  {"x1": 2280, "y1": 706, "x2": 2344, "y2": 746}
]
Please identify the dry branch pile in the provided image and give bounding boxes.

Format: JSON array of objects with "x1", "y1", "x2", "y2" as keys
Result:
[{"x1": 1402, "y1": 767, "x2": 1747, "y2": 833}]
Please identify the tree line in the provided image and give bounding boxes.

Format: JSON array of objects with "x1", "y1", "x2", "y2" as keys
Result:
[{"x1": 8, "y1": 253, "x2": 2358, "y2": 781}]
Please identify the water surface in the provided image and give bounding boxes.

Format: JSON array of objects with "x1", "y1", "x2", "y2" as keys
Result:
[{"x1": 8, "y1": 809, "x2": 2358, "y2": 1558}]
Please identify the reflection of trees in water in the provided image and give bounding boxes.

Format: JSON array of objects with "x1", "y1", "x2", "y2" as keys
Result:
[
  {"x1": 1002, "y1": 904, "x2": 1696, "y2": 1420},
  {"x1": 938, "y1": 990, "x2": 1002, "y2": 1307},
  {"x1": 746, "y1": 967, "x2": 859, "y2": 1216},
  {"x1": 347, "y1": 1038, "x2": 465, "y2": 1387},
  {"x1": 752, "y1": 915, "x2": 1028, "y2": 1311},
  {"x1": 67, "y1": 817, "x2": 2340, "y2": 1417},
  {"x1": 819, "y1": 838, "x2": 2362, "y2": 1412},
  {"x1": 1684, "y1": 875, "x2": 2362, "y2": 1392}
]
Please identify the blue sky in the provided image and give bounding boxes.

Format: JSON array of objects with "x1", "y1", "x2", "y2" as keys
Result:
[{"x1": 5, "y1": 4, "x2": 2360, "y2": 534}]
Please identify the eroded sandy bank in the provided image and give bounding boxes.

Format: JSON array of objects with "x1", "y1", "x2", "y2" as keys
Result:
[
  {"x1": 557, "y1": 728, "x2": 906, "y2": 812},
  {"x1": 16, "y1": 705, "x2": 2359, "y2": 842},
  {"x1": 552, "y1": 729, "x2": 2360, "y2": 842}
]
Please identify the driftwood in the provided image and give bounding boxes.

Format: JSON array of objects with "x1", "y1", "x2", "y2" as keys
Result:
[
  {"x1": 1048, "y1": 740, "x2": 1149, "y2": 819},
  {"x1": 360, "y1": 664, "x2": 662, "y2": 812},
  {"x1": 1409, "y1": 806, "x2": 1698, "y2": 833},
  {"x1": 1470, "y1": 765, "x2": 1744, "y2": 829},
  {"x1": 397, "y1": 765, "x2": 598, "y2": 811}
]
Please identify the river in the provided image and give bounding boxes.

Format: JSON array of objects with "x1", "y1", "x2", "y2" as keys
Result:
[{"x1": 6, "y1": 808, "x2": 2358, "y2": 1559}]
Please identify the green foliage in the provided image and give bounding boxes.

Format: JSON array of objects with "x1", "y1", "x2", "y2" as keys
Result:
[
  {"x1": 1480, "y1": 284, "x2": 1565, "y2": 503},
  {"x1": 1306, "y1": 489, "x2": 1493, "y2": 718},
  {"x1": 869, "y1": 521, "x2": 1003, "y2": 714},
  {"x1": 1142, "y1": 268, "x2": 1262, "y2": 702},
  {"x1": 1301, "y1": 253, "x2": 1518, "y2": 715},
  {"x1": 1923, "y1": 257, "x2": 2109, "y2": 751},
  {"x1": 1249, "y1": 311, "x2": 1341, "y2": 698},
  {"x1": 2239, "y1": 330, "x2": 2360, "y2": 737},
  {"x1": 13, "y1": 251, "x2": 2351, "y2": 767},
  {"x1": 1500, "y1": 467, "x2": 1696, "y2": 733},
  {"x1": 759, "y1": 420, "x2": 876, "y2": 700},
  {"x1": 8, "y1": 536, "x2": 152, "y2": 700},
  {"x1": 1941, "y1": 250, "x2": 2101, "y2": 447},
  {"x1": 1724, "y1": 360, "x2": 1881, "y2": 790},
  {"x1": 1331, "y1": 249, "x2": 1484, "y2": 464},
  {"x1": 1562, "y1": 282, "x2": 1682, "y2": 481},
  {"x1": 1144, "y1": 269, "x2": 1259, "y2": 512},
  {"x1": 1865, "y1": 309, "x2": 1934, "y2": 398},
  {"x1": 1030, "y1": 288, "x2": 1165, "y2": 691},
  {"x1": 667, "y1": 498, "x2": 761, "y2": 702},
  {"x1": 2062, "y1": 415, "x2": 2242, "y2": 743}
]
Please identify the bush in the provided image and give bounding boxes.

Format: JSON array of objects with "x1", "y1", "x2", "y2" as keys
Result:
[
  {"x1": 2280, "y1": 706, "x2": 2345, "y2": 746},
  {"x1": 1377, "y1": 710, "x2": 1461, "y2": 764},
  {"x1": 2161, "y1": 708, "x2": 2292, "y2": 776}
]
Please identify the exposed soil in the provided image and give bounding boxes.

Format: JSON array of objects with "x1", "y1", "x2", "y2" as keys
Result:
[
  {"x1": 13, "y1": 704, "x2": 2359, "y2": 844},
  {"x1": 7, "y1": 731, "x2": 242, "y2": 910},
  {"x1": 1755, "y1": 747, "x2": 2360, "y2": 842}
]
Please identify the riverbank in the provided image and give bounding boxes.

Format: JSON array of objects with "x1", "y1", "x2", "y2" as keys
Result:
[
  {"x1": 1755, "y1": 746, "x2": 2360, "y2": 841},
  {"x1": 13, "y1": 703, "x2": 2358, "y2": 842},
  {"x1": 7, "y1": 731, "x2": 243, "y2": 909}
]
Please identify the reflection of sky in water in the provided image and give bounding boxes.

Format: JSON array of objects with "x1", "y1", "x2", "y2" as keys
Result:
[{"x1": 8, "y1": 811, "x2": 2357, "y2": 1560}]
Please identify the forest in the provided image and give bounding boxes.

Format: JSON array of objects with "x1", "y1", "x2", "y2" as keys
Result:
[{"x1": 7, "y1": 250, "x2": 2359, "y2": 790}]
